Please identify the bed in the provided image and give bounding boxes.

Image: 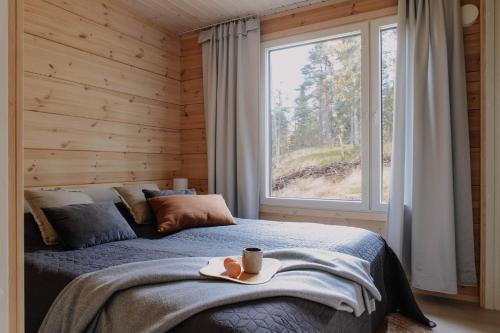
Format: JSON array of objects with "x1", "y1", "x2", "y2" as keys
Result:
[{"x1": 25, "y1": 202, "x2": 430, "y2": 333}]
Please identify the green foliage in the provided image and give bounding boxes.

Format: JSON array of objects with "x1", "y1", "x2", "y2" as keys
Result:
[
  {"x1": 381, "y1": 28, "x2": 396, "y2": 145},
  {"x1": 270, "y1": 28, "x2": 396, "y2": 173}
]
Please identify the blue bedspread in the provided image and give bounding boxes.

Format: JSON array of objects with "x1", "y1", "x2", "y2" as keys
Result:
[{"x1": 25, "y1": 204, "x2": 431, "y2": 333}]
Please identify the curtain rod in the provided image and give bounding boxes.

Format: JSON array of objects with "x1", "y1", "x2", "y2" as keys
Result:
[{"x1": 178, "y1": 13, "x2": 258, "y2": 36}]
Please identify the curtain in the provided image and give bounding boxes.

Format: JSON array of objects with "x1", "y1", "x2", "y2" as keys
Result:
[
  {"x1": 387, "y1": 0, "x2": 476, "y2": 293},
  {"x1": 198, "y1": 18, "x2": 260, "y2": 218}
]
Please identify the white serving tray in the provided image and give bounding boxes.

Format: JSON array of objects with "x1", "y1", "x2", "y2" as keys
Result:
[{"x1": 199, "y1": 256, "x2": 281, "y2": 285}]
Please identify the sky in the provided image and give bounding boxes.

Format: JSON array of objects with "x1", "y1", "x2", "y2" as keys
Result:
[
  {"x1": 269, "y1": 43, "x2": 313, "y2": 108},
  {"x1": 268, "y1": 28, "x2": 397, "y2": 110}
]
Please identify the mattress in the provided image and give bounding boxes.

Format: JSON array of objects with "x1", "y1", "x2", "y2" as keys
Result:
[{"x1": 25, "y1": 204, "x2": 426, "y2": 333}]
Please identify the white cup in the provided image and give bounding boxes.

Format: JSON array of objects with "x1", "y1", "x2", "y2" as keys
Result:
[{"x1": 242, "y1": 247, "x2": 263, "y2": 274}]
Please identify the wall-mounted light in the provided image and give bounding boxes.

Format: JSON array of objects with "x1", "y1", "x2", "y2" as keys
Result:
[{"x1": 462, "y1": 4, "x2": 479, "y2": 27}]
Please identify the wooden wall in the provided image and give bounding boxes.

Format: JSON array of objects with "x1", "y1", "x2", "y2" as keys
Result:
[
  {"x1": 180, "y1": 33, "x2": 207, "y2": 193},
  {"x1": 23, "y1": 0, "x2": 182, "y2": 188},
  {"x1": 462, "y1": 0, "x2": 482, "y2": 281},
  {"x1": 180, "y1": 0, "x2": 483, "y2": 287}
]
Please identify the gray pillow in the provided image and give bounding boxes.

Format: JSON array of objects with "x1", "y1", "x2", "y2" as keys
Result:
[
  {"x1": 142, "y1": 188, "x2": 197, "y2": 199},
  {"x1": 24, "y1": 189, "x2": 94, "y2": 245},
  {"x1": 42, "y1": 202, "x2": 137, "y2": 249}
]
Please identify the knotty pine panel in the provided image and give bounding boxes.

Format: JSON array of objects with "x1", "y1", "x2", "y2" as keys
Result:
[
  {"x1": 24, "y1": 72, "x2": 181, "y2": 129},
  {"x1": 180, "y1": 154, "x2": 208, "y2": 180},
  {"x1": 261, "y1": 0, "x2": 398, "y2": 38},
  {"x1": 181, "y1": 128, "x2": 207, "y2": 154},
  {"x1": 180, "y1": 36, "x2": 201, "y2": 57},
  {"x1": 470, "y1": 148, "x2": 480, "y2": 187},
  {"x1": 24, "y1": 111, "x2": 180, "y2": 154},
  {"x1": 188, "y1": 178, "x2": 208, "y2": 194},
  {"x1": 24, "y1": 34, "x2": 180, "y2": 104},
  {"x1": 181, "y1": 36, "x2": 202, "y2": 81},
  {"x1": 181, "y1": 78, "x2": 203, "y2": 105},
  {"x1": 180, "y1": 36, "x2": 208, "y2": 194},
  {"x1": 44, "y1": 0, "x2": 180, "y2": 53},
  {"x1": 181, "y1": 103, "x2": 205, "y2": 130},
  {"x1": 25, "y1": 149, "x2": 180, "y2": 187},
  {"x1": 181, "y1": 54, "x2": 203, "y2": 81},
  {"x1": 25, "y1": 0, "x2": 180, "y2": 79},
  {"x1": 24, "y1": 0, "x2": 182, "y2": 189},
  {"x1": 468, "y1": 109, "x2": 480, "y2": 148}
]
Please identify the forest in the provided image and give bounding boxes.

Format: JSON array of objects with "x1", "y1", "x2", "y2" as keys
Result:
[{"x1": 270, "y1": 28, "x2": 396, "y2": 201}]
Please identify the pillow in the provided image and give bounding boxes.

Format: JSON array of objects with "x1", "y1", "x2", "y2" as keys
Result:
[
  {"x1": 148, "y1": 194, "x2": 236, "y2": 234},
  {"x1": 42, "y1": 202, "x2": 137, "y2": 249},
  {"x1": 113, "y1": 184, "x2": 160, "y2": 224},
  {"x1": 142, "y1": 188, "x2": 197, "y2": 199},
  {"x1": 24, "y1": 212, "x2": 46, "y2": 250},
  {"x1": 80, "y1": 187, "x2": 122, "y2": 203},
  {"x1": 24, "y1": 189, "x2": 94, "y2": 245}
]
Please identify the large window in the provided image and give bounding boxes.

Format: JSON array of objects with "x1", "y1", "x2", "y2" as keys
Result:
[{"x1": 261, "y1": 18, "x2": 397, "y2": 211}]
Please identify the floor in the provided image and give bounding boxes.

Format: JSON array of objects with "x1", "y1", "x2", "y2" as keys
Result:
[{"x1": 416, "y1": 295, "x2": 500, "y2": 333}]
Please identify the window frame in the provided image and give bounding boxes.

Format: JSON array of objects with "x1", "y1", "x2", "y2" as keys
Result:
[
  {"x1": 259, "y1": 17, "x2": 397, "y2": 212},
  {"x1": 370, "y1": 16, "x2": 398, "y2": 212}
]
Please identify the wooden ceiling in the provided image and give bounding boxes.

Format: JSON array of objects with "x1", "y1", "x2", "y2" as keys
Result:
[{"x1": 111, "y1": 0, "x2": 330, "y2": 34}]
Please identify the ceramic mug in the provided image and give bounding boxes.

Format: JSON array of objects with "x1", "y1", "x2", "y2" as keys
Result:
[{"x1": 242, "y1": 247, "x2": 263, "y2": 274}]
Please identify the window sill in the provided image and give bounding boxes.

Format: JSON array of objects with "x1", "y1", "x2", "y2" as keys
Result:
[
  {"x1": 259, "y1": 204, "x2": 387, "y2": 235},
  {"x1": 260, "y1": 204, "x2": 386, "y2": 220}
]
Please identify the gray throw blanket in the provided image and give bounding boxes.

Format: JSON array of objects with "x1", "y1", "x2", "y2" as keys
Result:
[{"x1": 39, "y1": 248, "x2": 381, "y2": 333}]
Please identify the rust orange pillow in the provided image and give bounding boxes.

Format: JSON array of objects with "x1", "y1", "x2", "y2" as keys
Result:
[{"x1": 148, "y1": 194, "x2": 236, "y2": 233}]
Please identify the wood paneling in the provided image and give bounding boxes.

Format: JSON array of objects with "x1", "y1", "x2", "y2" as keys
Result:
[
  {"x1": 462, "y1": 0, "x2": 481, "y2": 286},
  {"x1": 24, "y1": 34, "x2": 180, "y2": 104},
  {"x1": 181, "y1": 154, "x2": 208, "y2": 180},
  {"x1": 27, "y1": 180, "x2": 175, "y2": 192},
  {"x1": 8, "y1": 0, "x2": 23, "y2": 331},
  {"x1": 24, "y1": 149, "x2": 180, "y2": 187},
  {"x1": 24, "y1": 0, "x2": 180, "y2": 79},
  {"x1": 24, "y1": 0, "x2": 182, "y2": 188},
  {"x1": 181, "y1": 128, "x2": 206, "y2": 154},
  {"x1": 43, "y1": 0, "x2": 180, "y2": 53},
  {"x1": 24, "y1": 111, "x2": 180, "y2": 154},
  {"x1": 261, "y1": 0, "x2": 397, "y2": 38},
  {"x1": 181, "y1": 103, "x2": 205, "y2": 130},
  {"x1": 180, "y1": 36, "x2": 207, "y2": 191},
  {"x1": 181, "y1": 38, "x2": 202, "y2": 81},
  {"x1": 181, "y1": 78, "x2": 203, "y2": 105},
  {"x1": 187, "y1": 178, "x2": 208, "y2": 194},
  {"x1": 24, "y1": 72, "x2": 181, "y2": 129}
]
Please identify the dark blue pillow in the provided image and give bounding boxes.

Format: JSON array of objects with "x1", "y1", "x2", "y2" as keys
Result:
[
  {"x1": 42, "y1": 202, "x2": 137, "y2": 249},
  {"x1": 142, "y1": 188, "x2": 197, "y2": 199}
]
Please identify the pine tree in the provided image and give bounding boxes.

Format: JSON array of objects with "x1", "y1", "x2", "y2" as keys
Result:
[{"x1": 270, "y1": 89, "x2": 289, "y2": 167}]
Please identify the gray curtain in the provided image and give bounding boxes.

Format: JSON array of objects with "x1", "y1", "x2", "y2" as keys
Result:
[
  {"x1": 387, "y1": 0, "x2": 476, "y2": 293},
  {"x1": 198, "y1": 18, "x2": 260, "y2": 218}
]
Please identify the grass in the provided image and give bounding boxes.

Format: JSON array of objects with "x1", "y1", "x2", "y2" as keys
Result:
[
  {"x1": 273, "y1": 144, "x2": 360, "y2": 178},
  {"x1": 273, "y1": 169, "x2": 362, "y2": 201},
  {"x1": 271, "y1": 144, "x2": 392, "y2": 201}
]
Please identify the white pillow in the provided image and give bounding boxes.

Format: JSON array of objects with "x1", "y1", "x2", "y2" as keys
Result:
[
  {"x1": 24, "y1": 189, "x2": 94, "y2": 245},
  {"x1": 113, "y1": 184, "x2": 160, "y2": 224}
]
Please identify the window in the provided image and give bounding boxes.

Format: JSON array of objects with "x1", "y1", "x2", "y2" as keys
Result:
[{"x1": 260, "y1": 18, "x2": 397, "y2": 211}]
